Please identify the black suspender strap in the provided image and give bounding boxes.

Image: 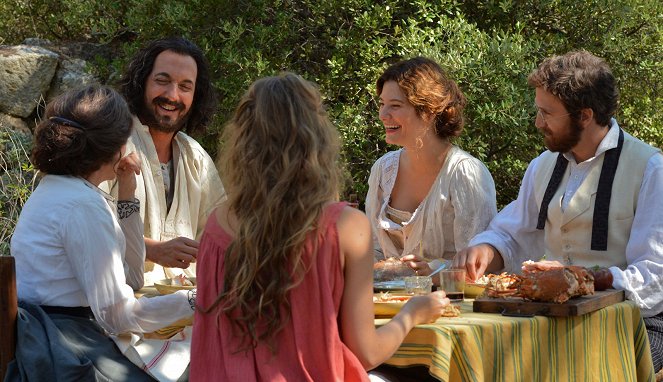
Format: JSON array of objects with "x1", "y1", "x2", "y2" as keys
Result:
[
  {"x1": 536, "y1": 129, "x2": 624, "y2": 252},
  {"x1": 536, "y1": 154, "x2": 569, "y2": 230},
  {"x1": 591, "y1": 128, "x2": 624, "y2": 250}
]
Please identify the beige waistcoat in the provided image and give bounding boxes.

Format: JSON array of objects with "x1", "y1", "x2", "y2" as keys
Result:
[{"x1": 533, "y1": 131, "x2": 659, "y2": 268}]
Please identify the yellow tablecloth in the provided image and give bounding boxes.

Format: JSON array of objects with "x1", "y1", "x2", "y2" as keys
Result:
[{"x1": 376, "y1": 300, "x2": 654, "y2": 381}]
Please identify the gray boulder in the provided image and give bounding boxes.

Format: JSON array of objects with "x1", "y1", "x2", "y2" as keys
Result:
[
  {"x1": 47, "y1": 58, "x2": 98, "y2": 100},
  {"x1": 0, "y1": 45, "x2": 59, "y2": 118}
]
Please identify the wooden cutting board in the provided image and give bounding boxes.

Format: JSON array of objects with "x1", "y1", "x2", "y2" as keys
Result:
[{"x1": 472, "y1": 289, "x2": 625, "y2": 317}]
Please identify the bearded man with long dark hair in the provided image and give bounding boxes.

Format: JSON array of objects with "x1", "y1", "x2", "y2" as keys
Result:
[{"x1": 104, "y1": 37, "x2": 225, "y2": 286}]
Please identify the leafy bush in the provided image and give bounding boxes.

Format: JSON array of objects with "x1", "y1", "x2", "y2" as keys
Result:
[
  {"x1": 0, "y1": 0, "x2": 660, "y2": 211},
  {"x1": 0, "y1": 128, "x2": 36, "y2": 255}
]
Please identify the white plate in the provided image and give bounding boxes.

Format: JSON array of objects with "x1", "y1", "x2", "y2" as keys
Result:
[{"x1": 374, "y1": 280, "x2": 406, "y2": 291}]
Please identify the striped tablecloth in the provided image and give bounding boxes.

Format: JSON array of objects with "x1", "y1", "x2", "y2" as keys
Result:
[{"x1": 376, "y1": 300, "x2": 654, "y2": 381}]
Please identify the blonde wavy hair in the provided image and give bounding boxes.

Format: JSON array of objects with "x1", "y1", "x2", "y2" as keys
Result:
[{"x1": 204, "y1": 73, "x2": 342, "y2": 352}]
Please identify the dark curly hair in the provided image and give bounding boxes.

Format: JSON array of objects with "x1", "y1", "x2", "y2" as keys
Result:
[
  {"x1": 31, "y1": 85, "x2": 132, "y2": 176},
  {"x1": 527, "y1": 50, "x2": 618, "y2": 126},
  {"x1": 377, "y1": 57, "x2": 466, "y2": 140},
  {"x1": 118, "y1": 36, "x2": 217, "y2": 135}
]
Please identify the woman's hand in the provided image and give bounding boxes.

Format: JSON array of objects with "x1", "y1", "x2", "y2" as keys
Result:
[
  {"x1": 401, "y1": 254, "x2": 432, "y2": 276},
  {"x1": 401, "y1": 290, "x2": 450, "y2": 324},
  {"x1": 116, "y1": 152, "x2": 141, "y2": 200}
]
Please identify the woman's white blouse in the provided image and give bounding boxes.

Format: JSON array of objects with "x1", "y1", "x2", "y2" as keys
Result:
[
  {"x1": 365, "y1": 146, "x2": 497, "y2": 267},
  {"x1": 11, "y1": 175, "x2": 192, "y2": 335}
]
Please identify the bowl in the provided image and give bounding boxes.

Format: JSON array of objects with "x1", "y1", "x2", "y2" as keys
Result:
[
  {"x1": 153, "y1": 277, "x2": 196, "y2": 295},
  {"x1": 464, "y1": 282, "x2": 487, "y2": 298},
  {"x1": 374, "y1": 293, "x2": 411, "y2": 317}
]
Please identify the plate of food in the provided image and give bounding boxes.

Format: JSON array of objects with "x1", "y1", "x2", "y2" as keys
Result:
[
  {"x1": 153, "y1": 275, "x2": 196, "y2": 295},
  {"x1": 373, "y1": 292, "x2": 462, "y2": 318},
  {"x1": 374, "y1": 292, "x2": 411, "y2": 316},
  {"x1": 464, "y1": 282, "x2": 487, "y2": 298}
]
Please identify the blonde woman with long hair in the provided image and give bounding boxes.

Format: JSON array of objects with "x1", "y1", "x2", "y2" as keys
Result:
[{"x1": 190, "y1": 73, "x2": 449, "y2": 381}]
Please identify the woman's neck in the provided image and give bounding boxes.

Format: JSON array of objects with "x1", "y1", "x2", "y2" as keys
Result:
[{"x1": 402, "y1": 137, "x2": 452, "y2": 174}]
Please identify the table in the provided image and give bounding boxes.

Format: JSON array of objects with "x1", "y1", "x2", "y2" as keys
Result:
[{"x1": 376, "y1": 300, "x2": 654, "y2": 381}]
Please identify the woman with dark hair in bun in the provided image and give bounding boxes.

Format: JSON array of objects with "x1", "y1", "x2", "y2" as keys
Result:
[
  {"x1": 9, "y1": 85, "x2": 194, "y2": 381},
  {"x1": 367, "y1": 57, "x2": 497, "y2": 280}
]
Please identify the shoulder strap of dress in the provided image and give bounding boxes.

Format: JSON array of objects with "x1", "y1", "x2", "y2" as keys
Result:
[{"x1": 322, "y1": 202, "x2": 349, "y2": 227}]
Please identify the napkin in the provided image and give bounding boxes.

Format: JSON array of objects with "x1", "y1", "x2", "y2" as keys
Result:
[{"x1": 112, "y1": 326, "x2": 192, "y2": 382}]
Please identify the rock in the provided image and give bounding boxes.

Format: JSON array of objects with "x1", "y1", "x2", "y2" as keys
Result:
[
  {"x1": 47, "y1": 58, "x2": 98, "y2": 100},
  {"x1": 0, "y1": 45, "x2": 59, "y2": 118},
  {"x1": 0, "y1": 113, "x2": 31, "y2": 135},
  {"x1": 22, "y1": 38, "x2": 53, "y2": 47}
]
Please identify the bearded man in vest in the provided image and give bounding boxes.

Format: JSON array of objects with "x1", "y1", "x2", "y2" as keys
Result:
[{"x1": 453, "y1": 50, "x2": 663, "y2": 372}]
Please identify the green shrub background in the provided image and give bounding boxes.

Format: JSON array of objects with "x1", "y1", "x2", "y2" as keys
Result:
[{"x1": 0, "y1": 0, "x2": 661, "y2": 249}]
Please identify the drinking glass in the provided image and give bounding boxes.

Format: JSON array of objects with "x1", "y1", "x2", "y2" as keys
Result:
[
  {"x1": 404, "y1": 276, "x2": 433, "y2": 295},
  {"x1": 438, "y1": 269, "x2": 466, "y2": 303}
]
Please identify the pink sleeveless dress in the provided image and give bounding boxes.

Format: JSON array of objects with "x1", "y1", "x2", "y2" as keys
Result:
[{"x1": 190, "y1": 202, "x2": 369, "y2": 382}]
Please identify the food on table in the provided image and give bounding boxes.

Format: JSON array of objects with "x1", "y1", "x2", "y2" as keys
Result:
[
  {"x1": 478, "y1": 261, "x2": 596, "y2": 303},
  {"x1": 373, "y1": 292, "x2": 410, "y2": 316},
  {"x1": 373, "y1": 292, "x2": 411, "y2": 303},
  {"x1": 479, "y1": 272, "x2": 521, "y2": 298},
  {"x1": 519, "y1": 264, "x2": 594, "y2": 303},
  {"x1": 464, "y1": 282, "x2": 487, "y2": 298},
  {"x1": 373, "y1": 257, "x2": 416, "y2": 282},
  {"x1": 372, "y1": 292, "x2": 461, "y2": 318},
  {"x1": 440, "y1": 304, "x2": 461, "y2": 317},
  {"x1": 171, "y1": 274, "x2": 195, "y2": 287},
  {"x1": 521, "y1": 259, "x2": 564, "y2": 273}
]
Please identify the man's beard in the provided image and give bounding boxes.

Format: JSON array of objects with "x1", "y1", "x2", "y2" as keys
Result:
[
  {"x1": 141, "y1": 96, "x2": 189, "y2": 133},
  {"x1": 542, "y1": 118, "x2": 583, "y2": 153}
]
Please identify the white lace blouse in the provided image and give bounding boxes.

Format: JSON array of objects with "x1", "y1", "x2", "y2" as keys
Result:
[{"x1": 365, "y1": 146, "x2": 497, "y2": 268}]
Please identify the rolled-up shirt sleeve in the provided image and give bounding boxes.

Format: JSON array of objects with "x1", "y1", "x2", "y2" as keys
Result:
[
  {"x1": 611, "y1": 153, "x2": 663, "y2": 317},
  {"x1": 62, "y1": 200, "x2": 192, "y2": 335}
]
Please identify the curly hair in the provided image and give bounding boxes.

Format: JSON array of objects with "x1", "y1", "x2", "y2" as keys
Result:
[
  {"x1": 118, "y1": 36, "x2": 217, "y2": 135},
  {"x1": 376, "y1": 57, "x2": 466, "y2": 140},
  {"x1": 201, "y1": 73, "x2": 342, "y2": 353},
  {"x1": 31, "y1": 85, "x2": 132, "y2": 176},
  {"x1": 527, "y1": 50, "x2": 617, "y2": 126}
]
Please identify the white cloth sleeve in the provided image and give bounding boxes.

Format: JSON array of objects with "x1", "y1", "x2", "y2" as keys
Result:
[
  {"x1": 611, "y1": 153, "x2": 663, "y2": 317},
  {"x1": 118, "y1": 200, "x2": 146, "y2": 290},
  {"x1": 468, "y1": 157, "x2": 545, "y2": 273},
  {"x1": 365, "y1": 159, "x2": 386, "y2": 262},
  {"x1": 61, "y1": 201, "x2": 193, "y2": 335},
  {"x1": 449, "y1": 158, "x2": 497, "y2": 251}
]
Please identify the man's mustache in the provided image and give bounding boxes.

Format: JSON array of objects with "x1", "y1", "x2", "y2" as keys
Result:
[{"x1": 153, "y1": 97, "x2": 185, "y2": 111}]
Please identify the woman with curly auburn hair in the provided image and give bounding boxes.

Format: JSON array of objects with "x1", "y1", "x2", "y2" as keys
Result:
[
  {"x1": 190, "y1": 73, "x2": 450, "y2": 381},
  {"x1": 367, "y1": 57, "x2": 497, "y2": 281}
]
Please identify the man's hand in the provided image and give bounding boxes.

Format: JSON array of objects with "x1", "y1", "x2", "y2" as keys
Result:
[
  {"x1": 145, "y1": 237, "x2": 199, "y2": 268},
  {"x1": 452, "y1": 243, "x2": 504, "y2": 282}
]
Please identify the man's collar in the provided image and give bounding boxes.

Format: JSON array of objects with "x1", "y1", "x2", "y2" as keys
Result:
[{"x1": 562, "y1": 118, "x2": 619, "y2": 162}]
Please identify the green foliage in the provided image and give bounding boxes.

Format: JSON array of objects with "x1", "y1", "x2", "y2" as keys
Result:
[
  {"x1": 0, "y1": 0, "x2": 660, "y2": 211},
  {"x1": 0, "y1": 128, "x2": 37, "y2": 255}
]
